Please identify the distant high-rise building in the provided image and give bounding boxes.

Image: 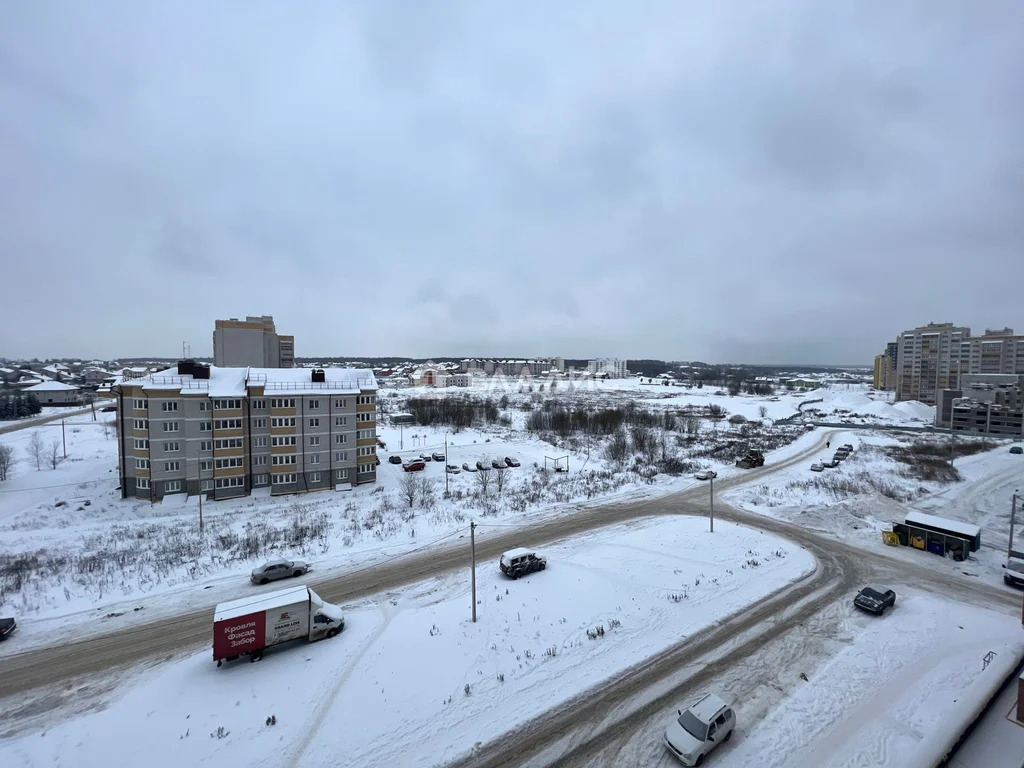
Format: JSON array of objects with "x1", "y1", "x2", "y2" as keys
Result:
[
  {"x1": 587, "y1": 358, "x2": 628, "y2": 378},
  {"x1": 873, "y1": 342, "x2": 899, "y2": 390},
  {"x1": 213, "y1": 315, "x2": 293, "y2": 368}
]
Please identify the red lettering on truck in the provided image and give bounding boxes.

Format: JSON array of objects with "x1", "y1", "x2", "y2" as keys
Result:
[{"x1": 213, "y1": 612, "x2": 267, "y2": 661}]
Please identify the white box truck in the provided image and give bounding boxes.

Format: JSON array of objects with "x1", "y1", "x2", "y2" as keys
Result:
[{"x1": 213, "y1": 584, "x2": 344, "y2": 665}]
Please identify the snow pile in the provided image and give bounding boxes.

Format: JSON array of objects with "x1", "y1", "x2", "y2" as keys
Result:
[
  {"x1": 4, "y1": 517, "x2": 814, "y2": 768},
  {"x1": 892, "y1": 400, "x2": 936, "y2": 422},
  {"x1": 822, "y1": 392, "x2": 933, "y2": 424}
]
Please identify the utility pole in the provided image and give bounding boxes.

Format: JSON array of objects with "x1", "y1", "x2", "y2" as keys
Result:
[
  {"x1": 61, "y1": 419, "x2": 66, "y2": 459},
  {"x1": 709, "y1": 476, "x2": 715, "y2": 533},
  {"x1": 199, "y1": 491, "x2": 204, "y2": 533},
  {"x1": 1010, "y1": 490, "x2": 1020, "y2": 556},
  {"x1": 470, "y1": 520, "x2": 477, "y2": 623},
  {"x1": 399, "y1": 423, "x2": 404, "y2": 450},
  {"x1": 444, "y1": 431, "x2": 450, "y2": 497}
]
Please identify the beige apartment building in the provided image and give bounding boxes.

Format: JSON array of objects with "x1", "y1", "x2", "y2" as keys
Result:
[
  {"x1": 115, "y1": 361, "x2": 378, "y2": 501},
  {"x1": 213, "y1": 315, "x2": 294, "y2": 368}
]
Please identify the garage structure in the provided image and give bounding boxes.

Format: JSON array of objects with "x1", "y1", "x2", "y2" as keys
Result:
[{"x1": 892, "y1": 511, "x2": 981, "y2": 560}]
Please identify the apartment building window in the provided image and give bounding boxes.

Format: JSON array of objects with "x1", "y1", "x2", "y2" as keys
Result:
[
  {"x1": 309, "y1": 417, "x2": 320, "y2": 428},
  {"x1": 254, "y1": 436, "x2": 268, "y2": 447},
  {"x1": 254, "y1": 474, "x2": 269, "y2": 486},
  {"x1": 334, "y1": 398, "x2": 347, "y2": 409},
  {"x1": 357, "y1": 446, "x2": 375, "y2": 457},
  {"x1": 254, "y1": 455, "x2": 268, "y2": 466},
  {"x1": 135, "y1": 458, "x2": 150, "y2": 469},
  {"x1": 200, "y1": 421, "x2": 212, "y2": 432},
  {"x1": 161, "y1": 401, "x2": 178, "y2": 412},
  {"x1": 136, "y1": 478, "x2": 150, "y2": 490},
  {"x1": 134, "y1": 419, "x2": 149, "y2": 430},
  {"x1": 253, "y1": 418, "x2": 267, "y2": 428},
  {"x1": 357, "y1": 429, "x2": 374, "y2": 440},
  {"x1": 357, "y1": 395, "x2": 376, "y2": 405},
  {"x1": 310, "y1": 472, "x2": 321, "y2": 483},
  {"x1": 199, "y1": 400, "x2": 211, "y2": 412},
  {"x1": 335, "y1": 434, "x2": 348, "y2": 444},
  {"x1": 164, "y1": 461, "x2": 180, "y2": 472},
  {"x1": 334, "y1": 451, "x2": 348, "y2": 462},
  {"x1": 200, "y1": 440, "x2": 213, "y2": 451},
  {"x1": 309, "y1": 436, "x2": 320, "y2": 447},
  {"x1": 215, "y1": 476, "x2": 244, "y2": 489},
  {"x1": 215, "y1": 457, "x2": 244, "y2": 469},
  {"x1": 252, "y1": 399, "x2": 266, "y2": 410},
  {"x1": 200, "y1": 459, "x2": 213, "y2": 471},
  {"x1": 200, "y1": 479, "x2": 214, "y2": 492},
  {"x1": 270, "y1": 398, "x2": 296, "y2": 409},
  {"x1": 334, "y1": 416, "x2": 348, "y2": 427},
  {"x1": 271, "y1": 417, "x2": 296, "y2": 428},
  {"x1": 335, "y1": 469, "x2": 348, "y2": 481},
  {"x1": 133, "y1": 438, "x2": 149, "y2": 450},
  {"x1": 309, "y1": 454, "x2": 320, "y2": 464},
  {"x1": 357, "y1": 412, "x2": 374, "y2": 423},
  {"x1": 163, "y1": 421, "x2": 179, "y2": 433},
  {"x1": 132, "y1": 399, "x2": 147, "y2": 410},
  {"x1": 308, "y1": 399, "x2": 320, "y2": 410},
  {"x1": 215, "y1": 438, "x2": 243, "y2": 450},
  {"x1": 272, "y1": 473, "x2": 296, "y2": 485},
  {"x1": 162, "y1": 441, "x2": 180, "y2": 452},
  {"x1": 214, "y1": 399, "x2": 241, "y2": 410},
  {"x1": 272, "y1": 454, "x2": 297, "y2": 466},
  {"x1": 271, "y1": 436, "x2": 296, "y2": 447},
  {"x1": 215, "y1": 419, "x2": 242, "y2": 430},
  {"x1": 358, "y1": 463, "x2": 374, "y2": 474}
]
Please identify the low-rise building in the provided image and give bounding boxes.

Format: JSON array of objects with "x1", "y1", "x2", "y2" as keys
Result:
[
  {"x1": 114, "y1": 361, "x2": 378, "y2": 502},
  {"x1": 22, "y1": 380, "x2": 82, "y2": 405}
]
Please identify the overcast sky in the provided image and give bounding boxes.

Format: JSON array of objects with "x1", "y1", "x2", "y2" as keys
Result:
[{"x1": 1, "y1": 2, "x2": 1022, "y2": 364}]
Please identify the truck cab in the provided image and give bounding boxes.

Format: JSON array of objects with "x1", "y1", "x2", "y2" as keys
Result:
[
  {"x1": 310, "y1": 598, "x2": 346, "y2": 640},
  {"x1": 1004, "y1": 550, "x2": 1024, "y2": 588}
]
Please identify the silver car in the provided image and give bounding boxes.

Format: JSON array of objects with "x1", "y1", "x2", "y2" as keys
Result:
[{"x1": 251, "y1": 559, "x2": 310, "y2": 585}]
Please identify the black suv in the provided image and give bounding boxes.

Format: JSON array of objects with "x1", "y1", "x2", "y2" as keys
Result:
[{"x1": 499, "y1": 549, "x2": 546, "y2": 579}]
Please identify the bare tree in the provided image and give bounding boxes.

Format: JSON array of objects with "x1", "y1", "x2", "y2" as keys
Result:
[
  {"x1": 400, "y1": 471, "x2": 418, "y2": 509},
  {"x1": 26, "y1": 430, "x2": 44, "y2": 471},
  {"x1": 49, "y1": 438, "x2": 61, "y2": 469},
  {"x1": 476, "y1": 467, "x2": 492, "y2": 496},
  {"x1": 495, "y1": 466, "x2": 507, "y2": 495},
  {"x1": 0, "y1": 444, "x2": 14, "y2": 482},
  {"x1": 103, "y1": 419, "x2": 117, "y2": 439},
  {"x1": 418, "y1": 476, "x2": 436, "y2": 510},
  {"x1": 758, "y1": 405, "x2": 769, "y2": 419}
]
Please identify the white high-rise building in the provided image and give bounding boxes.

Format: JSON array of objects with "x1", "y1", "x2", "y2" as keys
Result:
[{"x1": 587, "y1": 358, "x2": 628, "y2": 378}]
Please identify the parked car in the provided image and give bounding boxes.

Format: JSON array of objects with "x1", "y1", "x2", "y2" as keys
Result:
[
  {"x1": 388, "y1": 455, "x2": 403, "y2": 464},
  {"x1": 251, "y1": 558, "x2": 310, "y2": 585},
  {"x1": 810, "y1": 462, "x2": 824, "y2": 472},
  {"x1": 0, "y1": 616, "x2": 16, "y2": 641},
  {"x1": 432, "y1": 451, "x2": 446, "y2": 462},
  {"x1": 695, "y1": 470, "x2": 717, "y2": 481},
  {"x1": 499, "y1": 548, "x2": 546, "y2": 579},
  {"x1": 841, "y1": 444, "x2": 854, "y2": 453},
  {"x1": 476, "y1": 460, "x2": 491, "y2": 471},
  {"x1": 664, "y1": 693, "x2": 735, "y2": 766},
  {"x1": 403, "y1": 459, "x2": 426, "y2": 472},
  {"x1": 833, "y1": 453, "x2": 847, "y2": 463},
  {"x1": 853, "y1": 585, "x2": 896, "y2": 615},
  {"x1": 420, "y1": 454, "x2": 433, "y2": 462},
  {"x1": 462, "y1": 462, "x2": 477, "y2": 472},
  {"x1": 822, "y1": 459, "x2": 839, "y2": 468},
  {"x1": 1011, "y1": 446, "x2": 1023, "y2": 455},
  {"x1": 492, "y1": 458, "x2": 508, "y2": 469},
  {"x1": 446, "y1": 464, "x2": 461, "y2": 474},
  {"x1": 504, "y1": 456, "x2": 521, "y2": 467},
  {"x1": 100, "y1": 405, "x2": 117, "y2": 412}
]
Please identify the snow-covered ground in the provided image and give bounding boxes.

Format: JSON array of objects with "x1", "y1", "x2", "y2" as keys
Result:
[
  {"x1": 4, "y1": 516, "x2": 814, "y2": 768},
  {"x1": 717, "y1": 590, "x2": 1024, "y2": 768}
]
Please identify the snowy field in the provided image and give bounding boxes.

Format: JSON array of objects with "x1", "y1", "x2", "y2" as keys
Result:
[
  {"x1": 717, "y1": 590, "x2": 1024, "y2": 768},
  {"x1": 3, "y1": 516, "x2": 814, "y2": 768}
]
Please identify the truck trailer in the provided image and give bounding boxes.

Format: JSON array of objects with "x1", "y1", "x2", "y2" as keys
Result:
[{"x1": 213, "y1": 584, "x2": 345, "y2": 665}]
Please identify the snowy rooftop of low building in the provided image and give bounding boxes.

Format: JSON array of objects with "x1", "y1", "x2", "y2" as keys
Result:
[
  {"x1": 904, "y1": 511, "x2": 981, "y2": 539},
  {"x1": 23, "y1": 380, "x2": 80, "y2": 392},
  {"x1": 125, "y1": 365, "x2": 377, "y2": 397}
]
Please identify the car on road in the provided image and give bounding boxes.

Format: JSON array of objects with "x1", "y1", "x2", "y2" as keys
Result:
[
  {"x1": 664, "y1": 692, "x2": 735, "y2": 766},
  {"x1": 492, "y1": 458, "x2": 508, "y2": 469},
  {"x1": 694, "y1": 470, "x2": 717, "y2": 481},
  {"x1": 251, "y1": 559, "x2": 310, "y2": 585},
  {"x1": 462, "y1": 462, "x2": 477, "y2": 472},
  {"x1": 476, "y1": 460, "x2": 491, "y2": 471},
  {"x1": 432, "y1": 451, "x2": 446, "y2": 462},
  {"x1": 446, "y1": 464, "x2": 461, "y2": 474},
  {"x1": 388, "y1": 455, "x2": 403, "y2": 464},
  {"x1": 504, "y1": 456, "x2": 521, "y2": 467},
  {"x1": 499, "y1": 548, "x2": 546, "y2": 579},
  {"x1": 854, "y1": 585, "x2": 896, "y2": 615},
  {"x1": 810, "y1": 462, "x2": 824, "y2": 472},
  {"x1": 1011, "y1": 446, "x2": 1023, "y2": 455},
  {"x1": 0, "y1": 616, "x2": 16, "y2": 641},
  {"x1": 403, "y1": 459, "x2": 426, "y2": 472},
  {"x1": 100, "y1": 405, "x2": 117, "y2": 412}
]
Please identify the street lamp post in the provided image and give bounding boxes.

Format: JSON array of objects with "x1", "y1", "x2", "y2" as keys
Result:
[
  {"x1": 444, "y1": 431, "x2": 450, "y2": 497},
  {"x1": 709, "y1": 476, "x2": 715, "y2": 533}
]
